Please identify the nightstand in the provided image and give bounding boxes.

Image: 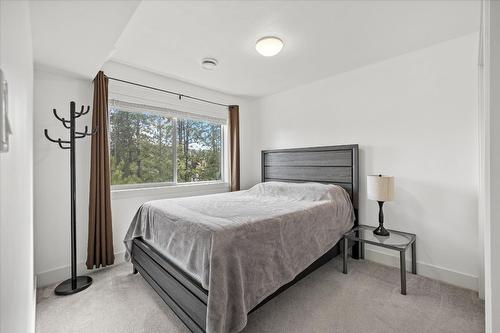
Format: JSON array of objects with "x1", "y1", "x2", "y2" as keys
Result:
[{"x1": 342, "y1": 225, "x2": 416, "y2": 295}]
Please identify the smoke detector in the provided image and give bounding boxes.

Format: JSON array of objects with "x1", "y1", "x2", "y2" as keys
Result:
[{"x1": 201, "y1": 58, "x2": 218, "y2": 70}]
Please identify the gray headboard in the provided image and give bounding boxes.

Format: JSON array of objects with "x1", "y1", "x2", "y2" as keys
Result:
[{"x1": 261, "y1": 144, "x2": 359, "y2": 210}]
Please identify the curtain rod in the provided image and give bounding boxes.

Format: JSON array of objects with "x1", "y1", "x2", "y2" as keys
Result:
[{"x1": 107, "y1": 76, "x2": 230, "y2": 108}]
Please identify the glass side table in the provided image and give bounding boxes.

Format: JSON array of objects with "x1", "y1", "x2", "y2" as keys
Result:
[{"x1": 342, "y1": 225, "x2": 416, "y2": 295}]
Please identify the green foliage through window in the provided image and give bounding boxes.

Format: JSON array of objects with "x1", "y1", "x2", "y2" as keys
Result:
[
  {"x1": 109, "y1": 107, "x2": 223, "y2": 186},
  {"x1": 176, "y1": 119, "x2": 222, "y2": 183}
]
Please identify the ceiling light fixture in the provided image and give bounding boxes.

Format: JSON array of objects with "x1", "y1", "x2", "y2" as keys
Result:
[
  {"x1": 201, "y1": 58, "x2": 218, "y2": 70},
  {"x1": 255, "y1": 36, "x2": 284, "y2": 57}
]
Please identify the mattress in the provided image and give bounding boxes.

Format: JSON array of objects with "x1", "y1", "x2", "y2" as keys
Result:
[{"x1": 124, "y1": 181, "x2": 354, "y2": 333}]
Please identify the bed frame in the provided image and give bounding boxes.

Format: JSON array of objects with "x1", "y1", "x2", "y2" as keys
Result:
[{"x1": 131, "y1": 144, "x2": 359, "y2": 333}]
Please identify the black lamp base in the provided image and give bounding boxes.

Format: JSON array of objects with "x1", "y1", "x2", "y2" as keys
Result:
[
  {"x1": 373, "y1": 201, "x2": 390, "y2": 237},
  {"x1": 373, "y1": 224, "x2": 390, "y2": 237},
  {"x1": 54, "y1": 276, "x2": 92, "y2": 295}
]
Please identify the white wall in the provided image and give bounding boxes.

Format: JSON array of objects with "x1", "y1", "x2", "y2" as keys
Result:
[
  {"x1": 485, "y1": 0, "x2": 500, "y2": 330},
  {"x1": 244, "y1": 33, "x2": 480, "y2": 290},
  {"x1": 0, "y1": 1, "x2": 35, "y2": 333},
  {"x1": 33, "y1": 67, "x2": 93, "y2": 286},
  {"x1": 34, "y1": 62, "x2": 251, "y2": 286}
]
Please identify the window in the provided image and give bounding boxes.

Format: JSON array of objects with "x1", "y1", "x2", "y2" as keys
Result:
[
  {"x1": 109, "y1": 102, "x2": 224, "y2": 188},
  {"x1": 176, "y1": 119, "x2": 222, "y2": 183}
]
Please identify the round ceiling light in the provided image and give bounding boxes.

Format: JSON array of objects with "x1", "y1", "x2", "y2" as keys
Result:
[
  {"x1": 201, "y1": 58, "x2": 218, "y2": 70},
  {"x1": 255, "y1": 36, "x2": 284, "y2": 57}
]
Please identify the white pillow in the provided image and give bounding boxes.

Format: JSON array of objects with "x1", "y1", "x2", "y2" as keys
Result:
[{"x1": 247, "y1": 181, "x2": 348, "y2": 202}]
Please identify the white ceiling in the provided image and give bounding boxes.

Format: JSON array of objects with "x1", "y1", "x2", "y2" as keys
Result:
[
  {"x1": 30, "y1": 0, "x2": 140, "y2": 78},
  {"x1": 30, "y1": 1, "x2": 480, "y2": 97}
]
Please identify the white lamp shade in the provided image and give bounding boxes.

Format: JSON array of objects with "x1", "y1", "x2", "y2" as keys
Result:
[{"x1": 367, "y1": 175, "x2": 395, "y2": 202}]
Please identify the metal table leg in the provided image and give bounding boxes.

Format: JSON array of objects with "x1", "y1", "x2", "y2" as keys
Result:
[
  {"x1": 343, "y1": 238, "x2": 348, "y2": 274},
  {"x1": 411, "y1": 241, "x2": 417, "y2": 274},
  {"x1": 400, "y1": 250, "x2": 406, "y2": 295},
  {"x1": 360, "y1": 242, "x2": 365, "y2": 259}
]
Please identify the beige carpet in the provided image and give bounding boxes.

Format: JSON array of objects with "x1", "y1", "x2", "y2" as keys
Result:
[{"x1": 36, "y1": 257, "x2": 484, "y2": 333}]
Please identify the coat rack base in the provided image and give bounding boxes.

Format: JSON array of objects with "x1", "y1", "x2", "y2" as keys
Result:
[{"x1": 54, "y1": 276, "x2": 93, "y2": 295}]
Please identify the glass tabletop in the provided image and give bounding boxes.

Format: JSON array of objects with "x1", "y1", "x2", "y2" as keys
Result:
[{"x1": 344, "y1": 225, "x2": 415, "y2": 250}]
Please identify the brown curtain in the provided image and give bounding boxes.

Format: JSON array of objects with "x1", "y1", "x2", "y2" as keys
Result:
[
  {"x1": 229, "y1": 105, "x2": 240, "y2": 191},
  {"x1": 86, "y1": 71, "x2": 114, "y2": 269}
]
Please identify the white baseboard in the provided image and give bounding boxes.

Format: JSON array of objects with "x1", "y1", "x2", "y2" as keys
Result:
[
  {"x1": 36, "y1": 251, "x2": 127, "y2": 288},
  {"x1": 364, "y1": 248, "x2": 479, "y2": 291},
  {"x1": 37, "y1": 248, "x2": 479, "y2": 292}
]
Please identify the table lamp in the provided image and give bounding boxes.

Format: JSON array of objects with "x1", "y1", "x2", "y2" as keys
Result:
[{"x1": 367, "y1": 175, "x2": 395, "y2": 236}]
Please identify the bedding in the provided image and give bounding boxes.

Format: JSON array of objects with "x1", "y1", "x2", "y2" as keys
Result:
[{"x1": 124, "y1": 181, "x2": 355, "y2": 333}]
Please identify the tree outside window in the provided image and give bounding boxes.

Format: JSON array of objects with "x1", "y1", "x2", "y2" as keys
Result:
[{"x1": 109, "y1": 106, "x2": 223, "y2": 186}]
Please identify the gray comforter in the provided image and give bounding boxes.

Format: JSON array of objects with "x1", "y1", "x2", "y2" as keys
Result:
[{"x1": 124, "y1": 181, "x2": 354, "y2": 333}]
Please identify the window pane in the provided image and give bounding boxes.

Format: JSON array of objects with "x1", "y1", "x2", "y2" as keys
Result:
[
  {"x1": 176, "y1": 119, "x2": 222, "y2": 183},
  {"x1": 109, "y1": 107, "x2": 174, "y2": 185}
]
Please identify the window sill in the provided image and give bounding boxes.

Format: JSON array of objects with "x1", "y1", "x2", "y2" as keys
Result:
[{"x1": 111, "y1": 181, "x2": 230, "y2": 200}]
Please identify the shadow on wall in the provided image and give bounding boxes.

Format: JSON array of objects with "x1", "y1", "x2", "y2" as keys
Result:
[
  {"x1": 357, "y1": 144, "x2": 478, "y2": 282},
  {"x1": 386, "y1": 178, "x2": 477, "y2": 269}
]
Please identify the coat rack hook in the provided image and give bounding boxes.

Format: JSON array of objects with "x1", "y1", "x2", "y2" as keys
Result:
[
  {"x1": 76, "y1": 125, "x2": 97, "y2": 138},
  {"x1": 44, "y1": 129, "x2": 58, "y2": 143},
  {"x1": 57, "y1": 139, "x2": 71, "y2": 150},
  {"x1": 52, "y1": 109, "x2": 70, "y2": 125},
  {"x1": 75, "y1": 105, "x2": 90, "y2": 118},
  {"x1": 75, "y1": 125, "x2": 89, "y2": 138}
]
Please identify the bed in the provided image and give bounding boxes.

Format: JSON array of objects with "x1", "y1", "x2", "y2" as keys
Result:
[{"x1": 125, "y1": 144, "x2": 359, "y2": 333}]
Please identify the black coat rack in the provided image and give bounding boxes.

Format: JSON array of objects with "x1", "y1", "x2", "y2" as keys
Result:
[{"x1": 44, "y1": 101, "x2": 97, "y2": 295}]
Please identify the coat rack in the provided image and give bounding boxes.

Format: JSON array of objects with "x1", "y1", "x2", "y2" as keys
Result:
[{"x1": 44, "y1": 101, "x2": 97, "y2": 295}]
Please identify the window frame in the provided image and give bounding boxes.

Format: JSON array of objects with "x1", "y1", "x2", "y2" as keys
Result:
[{"x1": 109, "y1": 104, "x2": 227, "y2": 191}]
